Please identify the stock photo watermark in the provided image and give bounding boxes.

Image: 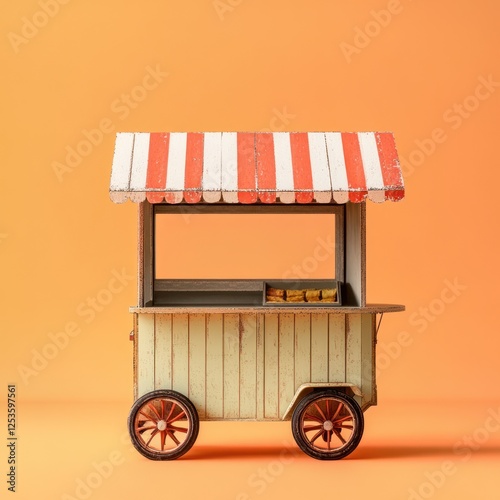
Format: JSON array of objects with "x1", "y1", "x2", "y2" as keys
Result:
[
  {"x1": 6, "y1": 385, "x2": 17, "y2": 493},
  {"x1": 400, "y1": 74, "x2": 499, "y2": 177},
  {"x1": 365, "y1": 277, "x2": 467, "y2": 380},
  {"x1": 339, "y1": 0, "x2": 411, "y2": 64},
  {"x1": 61, "y1": 450, "x2": 125, "y2": 500},
  {"x1": 52, "y1": 64, "x2": 168, "y2": 182},
  {"x1": 7, "y1": 0, "x2": 72, "y2": 54},
  {"x1": 233, "y1": 440, "x2": 300, "y2": 500},
  {"x1": 213, "y1": 0, "x2": 245, "y2": 21},
  {"x1": 60, "y1": 429, "x2": 140, "y2": 499},
  {"x1": 408, "y1": 406, "x2": 500, "y2": 499},
  {"x1": 281, "y1": 234, "x2": 334, "y2": 280},
  {"x1": 260, "y1": 107, "x2": 296, "y2": 133},
  {"x1": 17, "y1": 268, "x2": 133, "y2": 385}
]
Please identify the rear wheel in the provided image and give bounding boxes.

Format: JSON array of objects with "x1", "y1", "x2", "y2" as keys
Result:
[
  {"x1": 291, "y1": 390, "x2": 363, "y2": 460},
  {"x1": 128, "y1": 390, "x2": 199, "y2": 460}
]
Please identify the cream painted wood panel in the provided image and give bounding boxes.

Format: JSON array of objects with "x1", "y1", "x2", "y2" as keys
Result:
[
  {"x1": 136, "y1": 311, "x2": 377, "y2": 419},
  {"x1": 223, "y1": 314, "x2": 240, "y2": 418},
  {"x1": 346, "y1": 314, "x2": 363, "y2": 394},
  {"x1": 361, "y1": 314, "x2": 376, "y2": 408},
  {"x1": 255, "y1": 314, "x2": 265, "y2": 420},
  {"x1": 137, "y1": 314, "x2": 155, "y2": 397},
  {"x1": 239, "y1": 314, "x2": 257, "y2": 419},
  {"x1": 264, "y1": 314, "x2": 279, "y2": 419},
  {"x1": 294, "y1": 313, "x2": 311, "y2": 388},
  {"x1": 328, "y1": 314, "x2": 346, "y2": 383},
  {"x1": 154, "y1": 314, "x2": 172, "y2": 390},
  {"x1": 311, "y1": 314, "x2": 329, "y2": 382},
  {"x1": 278, "y1": 314, "x2": 295, "y2": 417},
  {"x1": 172, "y1": 314, "x2": 189, "y2": 397},
  {"x1": 205, "y1": 313, "x2": 224, "y2": 419},
  {"x1": 188, "y1": 314, "x2": 206, "y2": 418}
]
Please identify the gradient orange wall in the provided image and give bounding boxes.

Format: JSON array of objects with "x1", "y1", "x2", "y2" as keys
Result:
[{"x1": 1, "y1": 0, "x2": 499, "y2": 405}]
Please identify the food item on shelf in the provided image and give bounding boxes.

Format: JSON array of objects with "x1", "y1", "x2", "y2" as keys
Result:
[
  {"x1": 286, "y1": 295, "x2": 306, "y2": 302},
  {"x1": 265, "y1": 285, "x2": 338, "y2": 304},
  {"x1": 266, "y1": 295, "x2": 286, "y2": 302},
  {"x1": 321, "y1": 289, "x2": 337, "y2": 301},
  {"x1": 267, "y1": 287, "x2": 285, "y2": 298},
  {"x1": 305, "y1": 290, "x2": 321, "y2": 302},
  {"x1": 286, "y1": 289, "x2": 304, "y2": 299}
]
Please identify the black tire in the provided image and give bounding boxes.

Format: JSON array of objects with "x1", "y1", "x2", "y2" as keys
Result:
[
  {"x1": 128, "y1": 390, "x2": 199, "y2": 460},
  {"x1": 291, "y1": 390, "x2": 364, "y2": 460}
]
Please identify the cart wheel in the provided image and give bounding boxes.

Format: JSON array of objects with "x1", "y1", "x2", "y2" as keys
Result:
[
  {"x1": 128, "y1": 390, "x2": 199, "y2": 460},
  {"x1": 291, "y1": 390, "x2": 363, "y2": 460}
]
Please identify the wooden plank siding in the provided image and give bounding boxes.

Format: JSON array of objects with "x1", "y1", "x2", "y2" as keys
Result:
[
  {"x1": 360, "y1": 313, "x2": 377, "y2": 408},
  {"x1": 154, "y1": 314, "x2": 172, "y2": 390},
  {"x1": 278, "y1": 314, "x2": 295, "y2": 418},
  {"x1": 205, "y1": 313, "x2": 224, "y2": 418},
  {"x1": 188, "y1": 314, "x2": 206, "y2": 418},
  {"x1": 263, "y1": 314, "x2": 279, "y2": 419},
  {"x1": 135, "y1": 311, "x2": 377, "y2": 419},
  {"x1": 223, "y1": 314, "x2": 240, "y2": 418},
  {"x1": 136, "y1": 314, "x2": 155, "y2": 397}
]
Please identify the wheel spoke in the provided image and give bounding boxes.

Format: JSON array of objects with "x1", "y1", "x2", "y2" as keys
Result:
[
  {"x1": 147, "y1": 403, "x2": 162, "y2": 421},
  {"x1": 304, "y1": 413, "x2": 324, "y2": 424},
  {"x1": 161, "y1": 399, "x2": 166, "y2": 420},
  {"x1": 327, "y1": 430, "x2": 332, "y2": 450},
  {"x1": 309, "y1": 429, "x2": 324, "y2": 444},
  {"x1": 136, "y1": 424, "x2": 156, "y2": 434},
  {"x1": 160, "y1": 430, "x2": 167, "y2": 451},
  {"x1": 333, "y1": 428, "x2": 346, "y2": 445},
  {"x1": 145, "y1": 428, "x2": 159, "y2": 446},
  {"x1": 167, "y1": 430, "x2": 180, "y2": 446},
  {"x1": 168, "y1": 410, "x2": 187, "y2": 424},
  {"x1": 331, "y1": 401, "x2": 343, "y2": 422},
  {"x1": 169, "y1": 424, "x2": 188, "y2": 433},
  {"x1": 313, "y1": 403, "x2": 327, "y2": 421},
  {"x1": 166, "y1": 401, "x2": 176, "y2": 422},
  {"x1": 333, "y1": 414, "x2": 352, "y2": 424},
  {"x1": 337, "y1": 424, "x2": 353, "y2": 430},
  {"x1": 326, "y1": 399, "x2": 330, "y2": 419},
  {"x1": 138, "y1": 409, "x2": 155, "y2": 422},
  {"x1": 303, "y1": 424, "x2": 323, "y2": 432}
]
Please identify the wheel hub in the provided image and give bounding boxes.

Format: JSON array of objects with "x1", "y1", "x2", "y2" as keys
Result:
[
  {"x1": 157, "y1": 420, "x2": 167, "y2": 431},
  {"x1": 323, "y1": 420, "x2": 334, "y2": 431}
]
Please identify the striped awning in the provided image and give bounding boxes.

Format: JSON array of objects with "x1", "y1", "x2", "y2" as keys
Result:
[{"x1": 110, "y1": 132, "x2": 404, "y2": 204}]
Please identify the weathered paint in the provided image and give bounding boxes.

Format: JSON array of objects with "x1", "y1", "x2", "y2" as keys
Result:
[
  {"x1": 172, "y1": 314, "x2": 189, "y2": 397},
  {"x1": 188, "y1": 314, "x2": 206, "y2": 418},
  {"x1": 263, "y1": 314, "x2": 279, "y2": 418},
  {"x1": 239, "y1": 314, "x2": 258, "y2": 418},
  {"x1": 205, "y1": 313, "x2": 224, "y2": 418},
  {"x1": 110, "y1": 132, "x2": 405, "y2": 204},
  {"x1": 137, "y1": 314, "x2": 155, "y2": 397},
  {"x1": 223, "y1": 314, "x2": 239, "y2": 418},
  {"x1": 135, "y1": 311, "x2": 378, "y2": 420},
  {"x1": 154, "y1": 314, "x2": 172, "y2": 390}
]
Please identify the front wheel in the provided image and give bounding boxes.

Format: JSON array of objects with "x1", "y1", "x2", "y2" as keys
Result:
[
  {"x1": 128, "y1": 390, "x2": 199, "y2": 460},
  {"x1": 291, "y1": 390, "x2": 364, "y2": 460}
]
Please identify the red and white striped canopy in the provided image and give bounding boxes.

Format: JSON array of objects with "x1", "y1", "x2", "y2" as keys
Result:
[{"x1": 110, "y1": 132, "x2": 404, "y2": 204}]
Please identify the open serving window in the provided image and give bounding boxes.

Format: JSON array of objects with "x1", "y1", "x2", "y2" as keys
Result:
[
  {"x1": 110, "y1": 131, "x2": 404, "y2": 310},
  {"x1": 152, "y1": 204, "x2": 343, "y2": 307}
]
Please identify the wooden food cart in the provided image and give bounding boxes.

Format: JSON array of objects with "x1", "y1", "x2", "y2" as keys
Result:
[{"x1": 109, "y1": 131, "x2": 405, "y2": 460}]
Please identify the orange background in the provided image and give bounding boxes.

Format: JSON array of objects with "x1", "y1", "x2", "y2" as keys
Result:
[{"x1": 1, "y1": 1, "x2": 499, "y2": 498}]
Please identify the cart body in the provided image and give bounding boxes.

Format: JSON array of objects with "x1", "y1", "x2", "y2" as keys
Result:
[{"x1": 109, "y1": 131, "x2": 405, "y2": 460}]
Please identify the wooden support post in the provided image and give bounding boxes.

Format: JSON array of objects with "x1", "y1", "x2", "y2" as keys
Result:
[
  {"x1": 344, "y1": 202, "x2": 366, "y2": 307},
  {"x1": 138, "y1": 201, "x2": 154, "y2": 306}
]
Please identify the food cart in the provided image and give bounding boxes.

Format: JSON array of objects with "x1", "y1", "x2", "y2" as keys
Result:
[{"x1": 109, "y1": 131, "x2": 405, "y2": 460}]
